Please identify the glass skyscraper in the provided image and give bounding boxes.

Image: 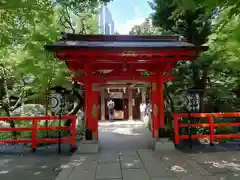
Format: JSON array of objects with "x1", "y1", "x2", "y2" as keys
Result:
[{"x1": 99, "y1": 5, "x2": 115, "y2": 35}]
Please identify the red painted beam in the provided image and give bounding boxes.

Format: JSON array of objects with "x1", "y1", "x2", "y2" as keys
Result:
[
  {"x1": 92, "y1": 75, "x2": 156, "y2": 83},
  {"x1": 59, "y1": 56, "x2": 189, "y2": 62},
  {"x1": 67, "y1": 61, "x2": 163, "y2": 70},
  {"x1": 72, "y1": 74, "x2": 175, "y2": 84},
  {"x1": 56, "y1": 50, "x2": 195, "y2": 57},
  {"x1": 59, "y1": 55, "x2": 195, "y2": 63},
  {"x1": 55, "y1": 50, "x2": 197, "y2": 62},
  {"x1": 67, "y1": 61, "x2": 170, "y2": 73}
]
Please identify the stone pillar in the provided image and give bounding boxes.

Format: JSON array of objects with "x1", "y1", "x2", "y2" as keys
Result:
[
  {"x1": 128, "y1": 88, "x2": 133, "y2": 120},
  {"x1": 100, "y1": 89, "x2": 105, "y2": 121}
]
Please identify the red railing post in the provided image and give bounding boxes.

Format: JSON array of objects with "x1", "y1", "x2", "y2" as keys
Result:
[
  {"x1": 208, "y1": 115, "x2": 215, "y2": 145},
  {"x1": 173, "y1": 114, "x2": 180, "y2": 144},
  {"x1": 32, "y1": 119, "x2": 37, "y2": 152},
  {"x1": 71, "y1": 116, "x2": 77, "y2": 149}
]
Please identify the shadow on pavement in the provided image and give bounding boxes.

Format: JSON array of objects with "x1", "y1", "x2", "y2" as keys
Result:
[{"x1": 175, "y1": 139, "x2": 240, "y2": 153}]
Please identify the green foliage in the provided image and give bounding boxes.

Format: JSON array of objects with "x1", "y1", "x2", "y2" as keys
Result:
[
  {"x1": 0, "y1": 0, "x2": 111, "y2": 139},
  {"x1": 128, "y1": 0, "x2": 240, "y2": 134},
  {"x1": 129, "y1": 18, "x2": 171, "y2": 35},
  {"x1": 150, "y1": 0, "x2": 211, "y2": 45},
  {"x1": 0, "y1": 0, "x2": 107, "y2": 105}
]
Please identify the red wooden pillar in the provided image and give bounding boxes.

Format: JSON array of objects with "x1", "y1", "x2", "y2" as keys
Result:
[
  {"x1": 158, "y1": 75, "x2": 165, "y2": 129},
  {"x1": 128, "y1": 88, "x2": 133, "y2": 120},
  {"x1": 91, "y1": 90, "x2": 99, "y2": 140},
  {"x1": 84, "y1": 65, "x2": 99, "y2": 140},
  {"x1": 152, "y1": 75, "x2": 165, "y2": 139},
  {"x1": 151, "y1": 82, "x2": 159, "y2": 139},
  {"x1": 100, "y1": 89, "x2": 105, "y2": 121}
]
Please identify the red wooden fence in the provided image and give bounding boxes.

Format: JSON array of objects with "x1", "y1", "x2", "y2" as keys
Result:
[
  {"x1": 0, "y1": 115, "x2": 77, "y2": 151},
  {"x1": 173, "y1": 112, "x2": 240, "y2": 145}
]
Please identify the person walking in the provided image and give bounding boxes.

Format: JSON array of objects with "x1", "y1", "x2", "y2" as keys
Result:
[
  {"x1": 107, "y1": 99, "x2": 115, "y2": 121},
  {"x1": 146, "y1": 100, "x2": 152, "y2": 130},
  {"x1": 146, "y1": 100, "x2": 152, "y2": 120},
  {"x1": 139, "y1": 101, "x2": 146, "y2": 121}
]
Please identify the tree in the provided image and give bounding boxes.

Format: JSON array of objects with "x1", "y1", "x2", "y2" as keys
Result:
[
  {"x1": 149, "y1": 0, "x2": 212, "y2": 45},
  {"x1": 0, "y1": 0, "x2": 113, "y2": 139},
  {"x1": 149, "y1": 0, "x2": 213, "y2": 113},
  {"x1": 129, "y1": 18, "x2": 170, "y2": 35},
  {"x1": 0, "y1": 0, "x2": 56, "y2": 138},
  {"x1": 148, "y1": 0, "x2": 240, "y2": 118}
]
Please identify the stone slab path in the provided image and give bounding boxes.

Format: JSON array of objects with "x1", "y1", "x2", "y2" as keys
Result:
[
  {"x1": 55, "y1": 149, "x2": 240, "y2": 180},
  {"x1": 98, "y1": 120, "x2": 152, "y2": 150},
  {"x1": 0, "y1": 142, "x2": 74, "y2": 180},
  {"x1": 0, "y1": 153, "x2": 71, "y2": 180},
  {"x1": 55, "y1": 120, "x2": 240, "y2": 180}
]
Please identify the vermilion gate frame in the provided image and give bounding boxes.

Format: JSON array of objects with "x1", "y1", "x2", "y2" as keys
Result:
[{"x1": 45, "y1": 34, "x2": 208, "y2": 141}]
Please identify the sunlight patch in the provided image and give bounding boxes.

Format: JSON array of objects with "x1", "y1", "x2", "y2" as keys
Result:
[
  {"x1": 170, "y1": 165, "x2": 187, "y2": 173},
  {"x1": 69, "y1": 157, "x2": 86, "y2": 166},
  {"x1": 58, "y1": 157, "x2": 86, "y2": 171},
  {"x1": 112, "y1": 128, "x2": 140, "y2": 135},
  {"x1": 163, "y1": 157, "x2": 170, "y2": 160},
  {"x1": 17, "y1": 165, "x2": 28, "y2": 168},
  {"x1": 205, "y1": 160, "x2": 240, "y2": 171},
  {"x1": 60, "y1": 164, "x2": 69, "y2": 169},
  {"x1": 3, "y1": 159, "x2": 13, "y2": 163},
  {"x1": 34, "y1": 172, "x2": 42, "y2": 175},
  {"x1": 0, "y1": 170, "x2": 9, "y2": 174}
]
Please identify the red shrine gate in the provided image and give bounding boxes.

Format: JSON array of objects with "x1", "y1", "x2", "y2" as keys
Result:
[{"x1": 45, "y1": 34, "x2": 207, "y2": 141}]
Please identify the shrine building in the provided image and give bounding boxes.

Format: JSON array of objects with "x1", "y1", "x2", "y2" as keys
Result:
[{"x1": 45, "y1": 33, "x2": 207, "y2": 142}]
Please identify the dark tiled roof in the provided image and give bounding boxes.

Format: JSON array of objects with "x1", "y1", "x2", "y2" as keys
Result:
[
  {"x1": 45, "y1": 33, "x2": 208, "y2": 52},
  {"x1": 60, "y1": 33, "x2": 182, "y2": 42},
  {"x1": 54, "y1": 41, "x2": 194, "y2": 48}
]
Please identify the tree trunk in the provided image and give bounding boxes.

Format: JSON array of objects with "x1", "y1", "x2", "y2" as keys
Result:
[
  {"x1": 2, "y1": 106, "x2": 17, "y2": 139},
  {"x1": 0, "y1": 69, "x2": 17, "y2": 139},
  {"x1": 65, "y1": 84, "x2": 84, "y2": 127},
  {"x1": 164, "y1": 83, "x2": 175, "y2": 113}
]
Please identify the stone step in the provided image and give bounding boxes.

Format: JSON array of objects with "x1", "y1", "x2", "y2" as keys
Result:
[
  {"x1": 77, "y1": 140, "x2": 100, "y2": 153},
  {"x1": 153, "y1": 139, "x2": 176, "y2": 151}
]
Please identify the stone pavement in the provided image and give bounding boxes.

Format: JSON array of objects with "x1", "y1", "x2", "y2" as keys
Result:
[
  {"x1": 55, "y1": 149, "x2": 240, "y2": 180},
  {"x1": 0, "y1": 143, "x2": 74, "y2": 180},
  {"x1": 98, "y1": 120, "x2": 152, "y2": 150},
  {"x1": 54, "y1": 120, "x2": 240, "y2": 180},
  {"x1": 0, "y1": 153, "x2": 71, "y2": 180}
]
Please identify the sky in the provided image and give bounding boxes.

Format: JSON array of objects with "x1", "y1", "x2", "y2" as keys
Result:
[{"x1": 107, "y1": 0, "x2": 153, "y2": 34}]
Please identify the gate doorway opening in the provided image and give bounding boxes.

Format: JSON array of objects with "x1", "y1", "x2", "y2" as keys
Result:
[{"x1": 112, "y1": 98, "x2": 124, "y2": 120}]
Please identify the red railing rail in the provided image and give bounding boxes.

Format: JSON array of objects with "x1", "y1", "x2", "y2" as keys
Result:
[
  {"x1": 173, "y1": 112, "x2": 240, "y2": 145},
  {"x1": 0, "y1": 115, "x2": 77, "y2": 151}
]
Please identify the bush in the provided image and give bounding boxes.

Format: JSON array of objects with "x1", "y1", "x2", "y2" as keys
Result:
[{"x1": 215, "y1": 126, "x2": 234, "y2": 134}]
